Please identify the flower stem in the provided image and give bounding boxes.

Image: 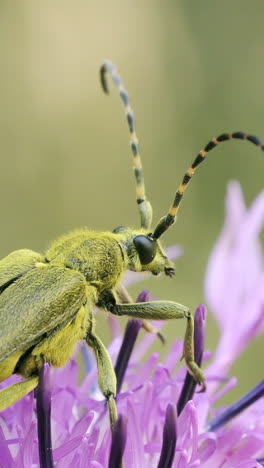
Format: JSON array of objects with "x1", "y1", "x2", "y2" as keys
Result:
[
  {"x1": 108, "y1": 415, "x2": 127, "y2": 468},
  {"x1": 36, "y1": 363, "x2": 54, "y2": 468}
]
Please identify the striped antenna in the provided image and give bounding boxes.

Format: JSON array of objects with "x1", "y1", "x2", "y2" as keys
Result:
[
  {"x1": 153, "y1": 132, "x2": 264, "y2": 239},
  {"x1": 100, "y1": 61, "x2": 153, "y2": 229}
]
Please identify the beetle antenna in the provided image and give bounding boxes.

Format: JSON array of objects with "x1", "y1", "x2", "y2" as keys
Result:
[
  {"x1": 100, "y1": 60, "x2": 153, "y2": 229},
  {"x1": 153, "y1": 132, "x2": 264, "y2": 239}
]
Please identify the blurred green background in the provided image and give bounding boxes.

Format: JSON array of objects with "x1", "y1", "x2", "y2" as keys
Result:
[{"x1": 0, "y1": 1, "x2": 263, "y2": 401}]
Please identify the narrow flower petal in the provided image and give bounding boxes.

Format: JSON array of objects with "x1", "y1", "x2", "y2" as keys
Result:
[
  {"x1": 197, "y1": 432, "x2": 217, "y2": 463},
  {"x1": 22, "y1": 421, "x2": 37, "y2": 468},
  {"x1": 36, "y1": 363, "x2": 54, "y2": 468},
  {"x1": 178, "y1": 401, "x2": 198, "y2": 459},
  {"x1": 125, "y1": 398, "x2": 145, "y2": 467},
  {"x1": 0, "y1": 425, "x2": 13, "y2": 466},
  {"x1": 205, "y1": 181, "x2": 247, "y2": 318},
  {"x1": 174, "y1": 449, "x2": 188, "y2": 467},
  {"x1": 108, "y1": 415, "x2": 127, "y2": 468},
  {"x1": 206, "y1": 380, "x2": 264, "y2": 431},
  {"x1": 91, "y1": 462, "x2": 105, "y2": 468},
  {"x1": 210, "y1": 377, "x2": 237, "y2": 404},
  {"x1": 237, "y1": 461, "x2": 263, "y2": 468},
  {"x1": 177, "y1": 305, "x2": 207, "y2": 415},
  {"x1": 53, "y1": 436, "x2": 83, "y2": 461},
  {"x1": 157, "y1": 403, "x2": 177, "y2": 468}
]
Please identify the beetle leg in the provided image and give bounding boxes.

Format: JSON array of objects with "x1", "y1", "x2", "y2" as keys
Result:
[
  {"x1": 140, "y1": 320, "x2": 166, "y2": 344},
  {"x1": 0, "y1": 375, "x2": 39, "y2": 411},
  {"x1": 108, "y1": 300, "x2": 206, "y2": 391},
  {"x1": 86, "y1": 329, "x2": 117, "y2": 430},
  {"x1": 116, "y1": 284, "x2": 166, "y2": 343}
]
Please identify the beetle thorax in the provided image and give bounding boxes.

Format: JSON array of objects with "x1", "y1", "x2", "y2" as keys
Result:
[{"x1": 45, "y1": 229, "x2": 127, "y2": 292}]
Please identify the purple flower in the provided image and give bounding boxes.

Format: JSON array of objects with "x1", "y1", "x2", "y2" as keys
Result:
[
  {"x1": 205, "y1": 181, "x2": 264, "y2": 379},
  {"x1": 1, "y1": 183, "x2": 264, "y2": 467}
]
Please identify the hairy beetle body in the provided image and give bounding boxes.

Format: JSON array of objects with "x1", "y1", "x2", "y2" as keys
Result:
[
  {"x1": 0, "y1": 227, "x2": 172, "y2": 387},
  {"x1": 1, "y1": 61, "x2": 263, "y2": 455}
]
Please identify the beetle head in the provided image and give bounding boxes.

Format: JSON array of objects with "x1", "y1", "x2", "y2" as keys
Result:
[{"x1": 113, "y1": 226, "x2": 175, "y2": 277}]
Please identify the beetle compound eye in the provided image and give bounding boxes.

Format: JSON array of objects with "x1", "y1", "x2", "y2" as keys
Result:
[
  {"x1": 113, "y1": 226, "x2": 126, "y2": 233},
  {"x1": 133, "y1": 235, "x2": 157, "y2": 265}
]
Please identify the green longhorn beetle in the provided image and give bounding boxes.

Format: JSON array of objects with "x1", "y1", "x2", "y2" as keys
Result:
[{"x1": 0, "y1": 60, "x2": 263, "y2": 431}]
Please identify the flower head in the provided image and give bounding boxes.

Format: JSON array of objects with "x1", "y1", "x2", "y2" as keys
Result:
[{"x1": 0, "y1": 183, "x2": 264, "y2": 467}]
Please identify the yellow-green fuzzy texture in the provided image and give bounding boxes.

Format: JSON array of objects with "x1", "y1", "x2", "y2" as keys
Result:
[
  {"x1": 0, "y1": 264, "x2": 87, "y2": 378},
  {"x1": 46, "y1": 229, "x2": 127, "y2": 291},
  {"x1": 0, "y1": 249, "x2": 43, "y2": 286},
  {"x1": 0, "y1": 225, "x2": 181, "y2": 412}
]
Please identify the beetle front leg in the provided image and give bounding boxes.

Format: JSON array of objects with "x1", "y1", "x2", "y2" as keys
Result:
[
  {"x1": 116, "y1": 283, "x2": 165, "y2": 343},
  {"x1": 86, "y1": 330, "x2": 117, "y2": 430},
  {"x1": 109, "y1": 300, "x2": 206, "y2": 391}
]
